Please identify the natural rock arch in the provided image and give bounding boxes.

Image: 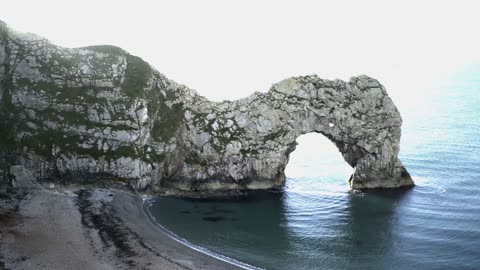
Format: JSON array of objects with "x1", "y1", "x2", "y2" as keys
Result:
[
  {"x1": 0, "y1": 20, "x2": 413, "y2": 194},
  {"x1": 171, "y1": 75, "x2": 413, "y2": 191}
]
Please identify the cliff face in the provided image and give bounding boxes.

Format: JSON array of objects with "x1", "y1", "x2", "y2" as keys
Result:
[{"x1": 0, "y1": 21, "x2": 413, "y2": 194}]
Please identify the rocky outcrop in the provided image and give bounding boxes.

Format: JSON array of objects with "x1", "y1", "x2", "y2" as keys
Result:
[{"x1": 0, "y1": 21, "x2": 413, "y2": 195}]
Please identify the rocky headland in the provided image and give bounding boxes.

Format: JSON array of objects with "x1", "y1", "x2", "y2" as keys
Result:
[{"x1": 0, "y1": 20, "x2": 413, "y2": 196}]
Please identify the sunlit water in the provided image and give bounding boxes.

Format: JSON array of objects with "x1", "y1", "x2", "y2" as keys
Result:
[{"x1": 146, "y1": 68, "x2": 480, "y2": 269}]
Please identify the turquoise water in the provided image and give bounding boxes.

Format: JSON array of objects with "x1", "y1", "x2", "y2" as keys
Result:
[{"x1": 146, "y1": 68, "x2": 480, "y2": 270}]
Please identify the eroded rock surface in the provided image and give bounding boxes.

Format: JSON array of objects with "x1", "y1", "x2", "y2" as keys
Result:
[{"x1": 0, "y1": 21, "x2": 413, "y2": 194}]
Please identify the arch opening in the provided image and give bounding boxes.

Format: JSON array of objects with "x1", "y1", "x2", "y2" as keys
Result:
[{"x1": 285, "y1": 133, "x2": 353, "y2": 193}]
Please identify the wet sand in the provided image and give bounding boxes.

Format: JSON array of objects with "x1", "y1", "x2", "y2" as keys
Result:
[{"x1": 0, "y1": 183, "x2": 243, "y2": 270}]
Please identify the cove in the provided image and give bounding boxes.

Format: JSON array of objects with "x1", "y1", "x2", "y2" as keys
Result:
[{"x1": 146, "y1": 69, "x2": 480, "y2": 270}]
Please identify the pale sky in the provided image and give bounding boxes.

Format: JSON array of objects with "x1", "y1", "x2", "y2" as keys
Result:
[
  {"x1": 0, "y1": 0, "x2": 480, "y2": 100},
  {"x1": 1, "y1": 0, "x2": 479, "y2": 111},
  {"x1": 2, "y1": 0, "x2": 477, "y2": 175}
]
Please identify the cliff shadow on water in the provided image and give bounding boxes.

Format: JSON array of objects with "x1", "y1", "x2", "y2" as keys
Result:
[
  {"x1": 146, "y1": 187, "x2": 413, "y2": 270},
  {"x1": 338, "y1": 188, "x2": 413, "y2": 269}
]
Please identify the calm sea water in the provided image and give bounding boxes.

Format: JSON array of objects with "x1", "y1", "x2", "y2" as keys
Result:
[{"x1": 146, "y1": 68, "x2": 480, "y2": 270}]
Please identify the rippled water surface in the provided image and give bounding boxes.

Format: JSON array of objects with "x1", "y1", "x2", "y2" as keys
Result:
[{"x1": 146, "y1": 69, "x2": 480, "y2": 269}]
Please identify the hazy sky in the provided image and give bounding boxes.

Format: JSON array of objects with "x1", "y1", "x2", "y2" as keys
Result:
[
  {"x1": 1, "y1": 0, "x2": 478, "y2": 107},
  {"x1": 2, "y1": 1, "x2": 477, "y2": 171}
]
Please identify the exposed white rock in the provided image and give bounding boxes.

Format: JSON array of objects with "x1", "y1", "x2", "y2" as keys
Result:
[
  {"x1": 225, "y1": 141, "x2": 242, "y2": 155},
  {"x1": 0, "y1": 20, "x2": 413, "y2": 194},
  {"x1": 80, "y1": 64, "x2": 91, "y2": 75},
  {"x1": 225, "y1": 119, "x2": 234, "y2": 128},
  {"x1": 136, "y1": 106, "x2": 148, "y2": 124}
]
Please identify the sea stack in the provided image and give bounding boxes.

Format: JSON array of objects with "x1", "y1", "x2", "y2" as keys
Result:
[{"x1": 0, "y1": 20, "x2": 413, "y2": 195}]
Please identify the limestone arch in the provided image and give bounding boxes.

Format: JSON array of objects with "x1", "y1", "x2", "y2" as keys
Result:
[
  {"x1": 0, "y1": 21, "x2": 414, "y2": 194},
  {"x1": 267, "y1": 75, "x2": 414, "y2": 189},
  {"x1": 172, "y1": 75, "x2": 413, "y2": 192}
]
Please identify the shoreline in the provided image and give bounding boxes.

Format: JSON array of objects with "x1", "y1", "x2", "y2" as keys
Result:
[
  {"x1": 142, "y1": 199, "x2": 261, "y2": 270},
  {"x1": 0, "y1": 182, "x2": 245, "y2": 270}
]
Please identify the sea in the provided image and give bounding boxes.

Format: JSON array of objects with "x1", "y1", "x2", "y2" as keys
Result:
[{"x1": 145, "y1": 68, "x2": 480, "y2": 270}]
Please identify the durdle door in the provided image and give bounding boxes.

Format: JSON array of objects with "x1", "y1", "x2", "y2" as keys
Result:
[{"x1": 0, "y1": 20, "x2": 413, "y2": 195}]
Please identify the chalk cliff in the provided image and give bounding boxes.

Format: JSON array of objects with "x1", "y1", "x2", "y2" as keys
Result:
[{"x1": 0, "y1": 21, "x2": 413, "y2": 194}]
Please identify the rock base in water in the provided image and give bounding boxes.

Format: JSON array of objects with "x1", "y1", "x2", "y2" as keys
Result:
[{"x1": 0, "y1": 20, "x2": 413, "y2": 194}]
